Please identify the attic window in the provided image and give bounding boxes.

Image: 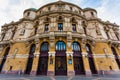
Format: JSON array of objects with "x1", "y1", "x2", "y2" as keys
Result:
[
  {"x1": 59, "y1": 16, "x2": 62, "y2": 20},
  {"x1": 46, "y1": 17, "x2": 49, "y2": 21},
  {"x1": 27, "y1": 12, "x2": 30, "y2": 16},
  {"x1": 58, "y1": 4, "x2": 62, "y2": 8},
  {"x1": 70, "y1": 7, "x2": 72, "y2": 11},
  {"x1": 39, "y1": 11, "x2": 41, "y2": 14},
  {"x1": 91, "y1": 12, "x2": 94, "y2": 17},
  {"x1": 72, "y1": 18, "x2": 75, "y2": 22},
  {"x1": 48, "y1": 7, "x2": 51, "y2": 11},
  {"x1": 79, "y1": 11, "x2": 81, "y2": 14}
]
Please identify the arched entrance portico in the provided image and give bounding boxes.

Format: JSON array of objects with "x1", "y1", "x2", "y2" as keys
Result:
[
  {"x1": 55, "y1": 41, "x2": 67, "y2": 76},
  {"x1": 0, "y1": 47, "x2": 10, "y2": 73},
  {"x1": 25, "y1": 44, "x2": 36, "y2": 74},
  {"x1": 86, "y1": 44, "x2": 97, "y2": 74},
  {"x1": 72, "y1": 42, "x2": 85, "y2": 75},
  {"x1": 37, "y1": 42, "x2": 49, "y2": 75},
  {"x1": 111, "y1": 47, "x2": 120, "y2": 69}
]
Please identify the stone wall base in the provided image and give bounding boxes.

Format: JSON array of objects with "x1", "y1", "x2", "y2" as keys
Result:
[
  {"x1": 1, "y1": 70, "x2": 23, "y2": 75},
  {"x1": 67, "y1": 71, "x2": 75, "y2": 76},
  {"x1": 47, "y1": 71, "x2": 54, "y2": 76},
  {"x1": 85, "y1": 70, "x2": 92, "y2": 76},
  {"x1": 30, "y1": 71, "x2": 36, "y2": 76}
]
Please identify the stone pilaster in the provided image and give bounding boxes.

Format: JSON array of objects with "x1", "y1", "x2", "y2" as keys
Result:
[
  {"x1": 47, "y1": 52, "x2": 55, "y2": 76},
  {"x1": 30, "y1": 39, "x2": 40, "y2": 75},
  {"x1": 81, "y1": 52, "x2": 92, "y2": 76},
  {"x1": 66, "y1": 52, "x2": 75, "y2": 76}
]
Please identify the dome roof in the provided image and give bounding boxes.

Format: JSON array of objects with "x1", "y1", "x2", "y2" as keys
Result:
[
  {"x1": 37, "y1": 1, "x2": 83, "y2": 11},
  {"x1": 83, "y1": 8, "x2": 97, "y2": 13},
  {"x1": 24, "y1": 8, "x2": 37, "y2": 13},
  {"x1": 28, "y1": 8, "x2": 37, "y2": 11}
]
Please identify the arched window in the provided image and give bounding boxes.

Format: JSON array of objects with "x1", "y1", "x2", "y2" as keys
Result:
[
  {"x1": 86, "y1": 44, "x2": 92, "y2": 54},
  {"x1": 72, "y1": 42, "x2": 80, "y2": 51},
  {"x1": 56, "y1": 41, "x2": 66, "y2": 51},
  {"x1": 40, "y1": 42, "x2": 49, "y2": 52},
  {"x1": 30, "y1": 44, "x2": 36, "y2": 54},
  {"x1": 91, "y1": 12, "x2": 94, "y2": 17},
  {"x1": 24, "y1": 44, "x2": 35, "y2": 74},
  {"x1": 111, "y1": 47, "x2": 118, "y2": 56},
  {"x1": 111, "y1": 47, "x2": 120, "y2": 69},
  {"x1": 0, "y1": 47, "x2": 10, "y2": 72}
]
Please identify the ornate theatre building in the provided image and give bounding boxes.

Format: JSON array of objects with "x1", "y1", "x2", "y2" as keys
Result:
[{"x1": 0, "y1": 1, "x2": 120, "y2": 76}]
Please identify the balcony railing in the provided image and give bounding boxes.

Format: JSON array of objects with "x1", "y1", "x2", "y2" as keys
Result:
[{"x1": 54, "y1": 31, "x2": 67, "y2": 36}]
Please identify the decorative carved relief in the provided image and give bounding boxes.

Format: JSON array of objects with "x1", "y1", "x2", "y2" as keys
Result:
[
  {"x1": 50, "y1": 42, "x2": 54, "y2": 48},
  {"x1": 67, "y1": 42, "x2": 71, "y2": 48},
  {"x1": 118, "y1": 44, "x2": 120, "y2": 50},
  {"x1": 81, "y1": 38, "x2": 86, "y2": 48},
  {"x1": 35, "y1": 38, "x2": 39, "y2": 44},
  {"x1": 81, "y1": 38, "x2": 86, "y2": 44},
  {"x1": 96, "y1": 26, "x2": 101, "y2": 35},
  {"x1": 81, "y1": 43, "x2": 86, "y2": 49},
  {"x1": 43, "y1": 38, "x2": 47, "y2": 42},
  {"x1": 25, "y1": 41, "x2": 30, "y2": 49},
  {"x1": 91, "y1": 41, "x2": 96, "y2": 46},
  {"x1": 0, "y1": 45, "x2": 4, "y2": 52}
]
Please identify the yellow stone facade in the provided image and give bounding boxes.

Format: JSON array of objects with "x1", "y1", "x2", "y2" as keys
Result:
[{"x1": 0, "y1": 1, "x2": 120, "y2": 76}]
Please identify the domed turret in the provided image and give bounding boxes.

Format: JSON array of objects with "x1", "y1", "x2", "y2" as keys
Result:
[
  {"x1": 83, "y1": 8, "x2": 97, "y2": 18},
  {"x1": 23, "y1": 8, "x2": 37, "y2": 20}
]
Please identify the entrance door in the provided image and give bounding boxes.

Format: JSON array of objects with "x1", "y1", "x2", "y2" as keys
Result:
[
  {"x1": 111, "y1": 47, "x2": 120, "y2": 69},
  {"x1": 55, "y1": 41, "x2": 67, "y2": 76},
  {"x1": 37, "y1": 42, "x2": 49, "y2": 75},
  {"x1": 72, "y1": 42, "x2": 85, "y2": 75},
  {"x1": 55, "y1": 55, "x2": 67, "y2": 75},
  {"x1": 37, "y1": 53, "x2": 48, "y2": 75},
  {"x1": 24, "y1": 44, "x2": 35, "y2": 74},
  {"x1": 88, "y1": 57, "x2": 97, "y2": 74},
  {"x1": 86, "y1": 44, "x2": 97, "y2": 74},
  {"x1": 0, "y1": 47, "x2": 10, "y2": 73},
  {"x1": 74, "y1": 56, "x2": 85, "y2": 75}
]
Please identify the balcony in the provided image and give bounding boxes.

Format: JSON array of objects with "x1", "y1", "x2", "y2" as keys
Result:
[{"x1": 54, "y1": 31, "x2": 67, "y2": 36}]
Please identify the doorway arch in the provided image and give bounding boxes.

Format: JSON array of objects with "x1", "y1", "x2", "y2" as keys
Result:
[
  {"x1": 37, "y1": 42, "x2": 49, "y2": 75},
  {"x1": 72, "y1": 42, "x2": 85, "y2": 75},
  {"x1": 111, "y1": 47, "x2": 120, "y2": 69},
  {"x1": 24, "y1": 44, "x2": 36, "y2": 74},
  {"x1": 55, "y1": 41, "x2": 67, "y2": 76},
  {"x1": 0, "y1": 47, "x2": 10, "y2": 73},
  {"x1": 86, "y1": 44, "x2": 97, "y2": 74}
]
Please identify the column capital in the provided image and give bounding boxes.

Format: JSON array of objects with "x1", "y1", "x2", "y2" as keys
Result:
[
  {"x1": 48, "y1": 52, "x2": 55, "y2": 56},
  {"x1": 66, "y1": 51, "x2": 73, "y2": 56}
]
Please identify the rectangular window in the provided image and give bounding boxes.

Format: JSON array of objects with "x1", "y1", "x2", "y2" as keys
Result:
[
  {"x1": 45, "y1": 24, "x2": 49, "y2": 32},
  {"x1": 58, "y1": 23, "x2": 63, "y2": 31},
  {"x1": 72, "y1": 24, "x2": 76, "y2": 32}
]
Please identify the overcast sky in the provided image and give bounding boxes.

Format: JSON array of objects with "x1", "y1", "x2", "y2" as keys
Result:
[{"x1": 0, "y1": 0, "x2": 120, "y2": 30}]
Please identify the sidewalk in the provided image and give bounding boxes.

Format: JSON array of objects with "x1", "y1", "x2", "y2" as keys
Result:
[{"x1": 0, "y1": 74, "x2": 120, "y2": 80}]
